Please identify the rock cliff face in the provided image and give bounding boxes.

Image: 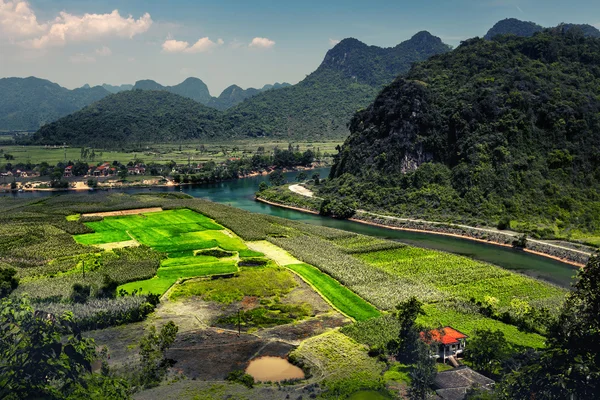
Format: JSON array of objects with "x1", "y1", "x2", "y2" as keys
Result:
[{"x1": 326, "y1": 31, "x2": 600, "y2": 230}]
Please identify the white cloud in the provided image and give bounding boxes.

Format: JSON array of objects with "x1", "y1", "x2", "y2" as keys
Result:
[
  {"x1": 217, "y1": 38, "x2": 224, "y2": 45},
  {"x1": 162, "y1": 38, "x2": 189, "y2": 53},
  {"x1": 95, "y1": 45, "x2": 111, "y2": 56},
  {"x1": 329, "y1": 38, "x2": 340, "y2": 46},
  {"x1": 162, "y1": 37, "x2": 221, "y2": 54},
  {"x1": 0, "y1": 1, "x2": 152, "y2": 48},
  {"x1": 69, "y1": 53, "x2": 95, "y2": 64},
  {"x1": 249, "y1": 37, "x2": 275, "y2": 49},
  {"x1": 0, "y1": 0, "x2": 46, "y2": 39}
]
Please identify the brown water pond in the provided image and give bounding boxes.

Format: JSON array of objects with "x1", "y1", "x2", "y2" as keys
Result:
[{"x1": 245, "y1": 356, "x2": 305, "y2": 382}]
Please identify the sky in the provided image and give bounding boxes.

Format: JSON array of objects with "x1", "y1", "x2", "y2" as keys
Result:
[{"x1": 1, "y1": 0, "x2": 599, "y2": 95}]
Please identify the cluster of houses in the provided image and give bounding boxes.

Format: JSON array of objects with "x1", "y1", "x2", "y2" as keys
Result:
[
  {"x1": 1, "y1": 169, "x2": 39, "y2": 179},
  {"x1": 63, "y1": 163, "x2": 146, "y2": 178}
]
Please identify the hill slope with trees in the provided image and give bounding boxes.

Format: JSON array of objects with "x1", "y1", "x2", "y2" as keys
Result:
[
  {"x1": 485, "y1": 18, "x2": 600, "y2": 39},
  {"x1": 324, "y1": 29, "x2": 600, "y2": 237},
  {"x1": 0, "y1": 77, "x2": 110, "y2": 131},
  {"x1": 29, "y1": 32, "x2": 451, "y2": 143},
  {"x1": 32, "y1": 90, "x2": 223, "y2": 147},
  {"x1": 222, "y1": 32, "x2": 452, "y2": 138}
]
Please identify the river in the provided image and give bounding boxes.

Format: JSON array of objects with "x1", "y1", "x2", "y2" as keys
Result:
[{"x1": 3, "y1": 167, "x2": 578, "y2": 287}]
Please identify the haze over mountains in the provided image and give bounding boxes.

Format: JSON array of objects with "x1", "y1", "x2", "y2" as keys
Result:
[
  {"x1": 32, "y1": 31, "x2": 451, "y2": 144},
  {"x1": 0, "y1": 77, "x2": 291, "y2": 131}
]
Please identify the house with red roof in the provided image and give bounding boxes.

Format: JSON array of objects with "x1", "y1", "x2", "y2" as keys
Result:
[
  {"x1": 63, "y1": 165, "x2": 73, "y2": 178},
  {"x1": 421, "y1": 326, "x2": 468, "y2": 362}
]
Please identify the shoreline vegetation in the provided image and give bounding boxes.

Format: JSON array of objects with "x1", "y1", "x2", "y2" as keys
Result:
[
  {"x1": 1, "y1": 165, "x2": 325, "y2": 194},
  {"x1": 254, "y1": 195, "x2": 589, "y2": 269}
]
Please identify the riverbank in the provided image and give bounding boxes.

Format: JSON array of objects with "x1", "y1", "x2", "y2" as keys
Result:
[
  {"x1": 1, "y1": 164, "x2": 328, "y2": 194},
  {"x1": 255, "y1": 196, "x2": 589, "y2": 268}
]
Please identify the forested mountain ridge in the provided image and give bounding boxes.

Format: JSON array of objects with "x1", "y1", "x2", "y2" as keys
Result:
[
  {"x1": 485, "y1": 18, "x2": 600, "y2": 39},
  {"x1": 325, "y1": 29, "x2": 600, "y2": 236},
  {"x1": 132, "y1": 77, "x2": 213, "y2": 105},
  {"x1": 29, "y1": 32, "x2": 451, "y2": 142},
  {"x1": 222, "y1": 31, "x2": 452, "y2": 138},
  {"x1": 207, "y1": 82, "x2": 291, "y2": 111},
  {"x1": 0, "y1": 77, "x2": 110, "y2": 131},
  {"x1": 32, "y1": 90, "x2": 222, "y2": 146}
]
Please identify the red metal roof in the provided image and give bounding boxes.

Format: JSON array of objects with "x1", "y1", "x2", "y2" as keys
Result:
[{"x1": 421, "y1": 326, "x2": 468, "y2": 345}]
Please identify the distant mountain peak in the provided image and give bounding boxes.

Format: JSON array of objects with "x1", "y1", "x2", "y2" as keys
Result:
[{"x1": 485, "y1": 18, "x2": 600, "y2": 40}]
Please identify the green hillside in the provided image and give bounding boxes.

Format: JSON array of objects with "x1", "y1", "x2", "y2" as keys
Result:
[
  {"x1": 0, "y1": 77, "x2": 110, "y2": 131},
  {"x1": 32, "y1": 90, "x2": 223, "y2": 146},
  {"x1": 324, "y1": 29, "x2": 600, "y2": 237}
]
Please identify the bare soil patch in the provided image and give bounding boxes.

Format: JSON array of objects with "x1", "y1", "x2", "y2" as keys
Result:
[
  {"x1": 82, "y1": 207, "x2": 163, "y2": 218},
  {"x1": 167, "y1": 329, "x2": 295, "y2": 380},
  {"x1": 257, "y1": 313, "x2": 349, "y2": 344},
  {"x1": 96, "y1": 239, "x2": 139, "y2": 250}
]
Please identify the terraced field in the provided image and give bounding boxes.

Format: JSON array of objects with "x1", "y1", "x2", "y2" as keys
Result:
[{"x1": 74, "y1": 209, "x2": 252, "y2": 295}]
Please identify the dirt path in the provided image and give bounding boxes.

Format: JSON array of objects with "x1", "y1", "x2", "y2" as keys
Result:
[
  {"x1": 361, "y1": 211, "x2": 592, "y2": 257},
  {"x1": 289, "y1": 184, "x2": 317, "y2": 198},
  {"x1": 82, "y1": 207, "x2": 163, "y2": 218},
  {"x1": 247, "y1": 241, "x2": 302, "y2": 265}
]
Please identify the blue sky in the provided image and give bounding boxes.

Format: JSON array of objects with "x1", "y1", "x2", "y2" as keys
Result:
[{"x1": 1, "y1": 0, "x2": 599, "y2": 94}]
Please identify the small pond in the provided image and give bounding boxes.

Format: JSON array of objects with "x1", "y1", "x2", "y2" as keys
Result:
[{"x1": 245, "y1": 356, "x2": 305, "y2": 382}]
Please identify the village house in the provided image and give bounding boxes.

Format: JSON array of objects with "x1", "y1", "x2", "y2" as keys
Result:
[
  {"x1": 63, "y1": 165, "x2": 73, "y2": 178},
  {"x1": 421, "y1": 326, "x2": 468, "y2": 363},
  {"x1": 127, "y1": 164, "x2": 146, "y2": 175},
  {"x1": 91, "y1": 163, "x2": 112, "y2": 177},
  {"x1": 434, "y1": 366, "x2": 495, "y2": 400}
]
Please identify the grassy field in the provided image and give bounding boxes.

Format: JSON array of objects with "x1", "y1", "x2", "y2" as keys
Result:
[
  {"x1": 290, "y1": 331, "x2": 386, "y2": 397},
  {"x1": 286, "y1": 263, "x2": 380, "y2": 321},
  {"x1": 0, "y1": 140, "x2": 342, "y2": 165}
]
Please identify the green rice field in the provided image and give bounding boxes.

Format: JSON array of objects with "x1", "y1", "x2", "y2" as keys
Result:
[
  {"x1": 73, "y1": 208, "x2": 250, "y2": 295},
  {"x1": 286, "y1": 263, "x2": 380, "y2": 321}
]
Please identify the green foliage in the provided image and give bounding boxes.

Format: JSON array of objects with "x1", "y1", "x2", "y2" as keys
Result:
[
  {"x1": 320, "y1": 197, "x2": 356, "y2": 219},
  {"x1": 71, "y1": 283, "x2": 92, "y2": 304},
  {"x1": 0, "y1": 266, "x2": 19, "y2": 298},
  {"x1": 464, "y1": 329, "x2": 511, "y2": 378},
  {"x1": 0, "y1": 297, "x2": 98, "y2": 399},
  {"x1": 226, "y1": 370, "x2": 255, "y2": 388},
  {"x1": 407, "y1": 341, "x2": 437, "y2": 400},
  {"x1": 138, "y1": 321, "x2": 179, "y2": 388},
  {"x1": 326, "y1": 30, "x2": 600, "y2": 237},
  {"x1": 341, "y1": 314, "x2": 402, "y2": 351},
  {"x1": 218, "y1": 302, "x2": 312, "y2": 329}
]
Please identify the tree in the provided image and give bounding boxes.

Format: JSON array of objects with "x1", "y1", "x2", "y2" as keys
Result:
[
  {"x1": 499, "y1": 254, "x2": 600, "y2": 398},
  {"x1": 312, "y1": 173, "x2": 320, "y2": 185},
  {"x1": 118, "y1": 167, "x2": 128, "y2": 181},
  {"x1": 464, "y1": 329, "x2": 510, "y2": 377},
  {"x1": 87, "y1": 179, "x2": 98, "y2": 188},
  {"x1": 268, "y1": 170, "x2": 286, "y2": 186},
  {"x1": 138, "y1": 321, "x2": 178, "y2": 388},
  {"x1": 70, "y1": 283, "x2": 91, "y2": 304},
  {"x1": 0, "y1": 298, "x2": 98, "y2": 399},
  {"x1": 0, "y1": 267, "x2": 19, "y2": 298},
  {"x1": 408, "y1": 340, "x2": 437, "y2": 400},
  {"x1": 258, "y1": 181, "x2": 268, "y2": 192},
  {"x1": 296, "y1": 171, "x2": 308, "y2": 182},
  {"x1": 392, "y1": 297, "x2": 425, "y2": 364}
]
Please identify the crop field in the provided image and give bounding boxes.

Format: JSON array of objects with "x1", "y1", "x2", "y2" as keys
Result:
[
  {"x1": 72, "y1": 208, "x2": 255, "y2": 295},
  {"x1": 0, "y1": 193, "x2": 575, "y2": 399},
  {"x1": 290, "y1": 331, "x2": 386, "y2": 397},
  {"x1": 0, "y1": 140, "x2": 341, "y2": 165},
  {"x1": 356, "y1": 248, "x2": 566, "y2": 308},
  {"x1": 417, "y1": 303, "x2": 546, "y2": 348},
  {"x1": 286, "y1": 263, "x2": 380, "y2": 321}
]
